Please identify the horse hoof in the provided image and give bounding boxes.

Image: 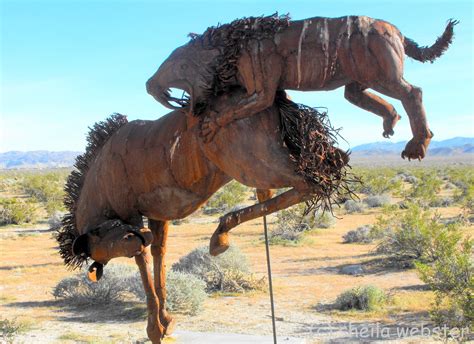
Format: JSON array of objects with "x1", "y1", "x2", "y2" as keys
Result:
[
  {"x1": 209, "y1": 231, "x2": 229, "y2": 256},
  {"x1": 162, "y1": 316, "x2": 176, "y2": 336}
]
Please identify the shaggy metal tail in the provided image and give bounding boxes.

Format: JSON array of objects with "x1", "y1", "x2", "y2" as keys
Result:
[{"x1": 404, "y1": 19, "x2": 458, "y2": 63}]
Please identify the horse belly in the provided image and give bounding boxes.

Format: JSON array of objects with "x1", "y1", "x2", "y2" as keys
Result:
[{"x1": 201, "y1": 107, "x2": 307, "y2": 189}]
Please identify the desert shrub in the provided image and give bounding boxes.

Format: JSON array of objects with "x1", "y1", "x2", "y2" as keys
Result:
[
  {"x1": 128, "y1": 270, "x2": 206, "y2": 315},
  {"x1": 408, "y1": 171, "x2": 443, "y2": 206},
  {"x1": 171, "y1": 218, "x2": 189, "y2": 226},
  {"x1": 312, "y1": 210, "x2": 336, "y2": 228},
  {"x1": 53, "y1": 264, "x2": 136, "y2": 306},
  {"x1": 335, "y1": 285, "x2": 387, "y2": 311},
  {"x1": 165, "y1": 271, "x2": 207, "y2": 314},
  {"x1": 416, "y1": 238, "x2": 473, "y2": 331},
  {"x1": 204, "y1": 181, "x2": 247, "y2": 214},
  {"x1": 428, "y1": 197, "x2": 454, "y2": 208},
  {"x1": 0, "y1": 317, "x2": 29, "y2": 344},
  {"x1": 47, "y1": 211, "x2": 65, "y2": 230},
  {"x1": 20, "y1": 171, "x2": 67, "y2": 216},
  {"x1": 363, "y1": 194, "x2": 391, "y2": 208},
  {"x1": 268, "y1": 225, "x2": 304, "y2": 245},
  {"x1": 269, "y1": 204, "x2": 312, "y2": 245},
  {"x1": 344, "y1": 199, "x2": 364, "y2": 214},
  {"x1": 0, "y1": 198, "x2": 37, "y2": 225},
  {"x1": 352, "y1": 168, "x2": 402, "y2": 196},
  {"x1": 376, "y1": 204, "x2": 462, "y2": 266},
  {"x1": 343, "y1": 226, "x2": 373, "y2": 244},
  {"x1": 172, "y1": 246, "x2": 265, "y2": 293}
]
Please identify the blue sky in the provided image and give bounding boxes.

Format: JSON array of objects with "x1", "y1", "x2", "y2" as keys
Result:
[{"x1": 1, "y1": 0, "x2": 473, "y2": 152}]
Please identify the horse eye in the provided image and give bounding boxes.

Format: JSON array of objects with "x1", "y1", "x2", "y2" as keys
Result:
[{"x1": 181, "y1": 64, "x2": 188, "y2": 70}]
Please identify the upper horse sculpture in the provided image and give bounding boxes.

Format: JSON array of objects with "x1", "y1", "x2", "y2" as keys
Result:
[{"x1": 146, "y1": 14, "x2": 457, "y2": 160}]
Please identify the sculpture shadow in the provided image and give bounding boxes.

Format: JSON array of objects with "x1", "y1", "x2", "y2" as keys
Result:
[{"x1": 6, "y1": 299, "x2": 146, "y2": 323}]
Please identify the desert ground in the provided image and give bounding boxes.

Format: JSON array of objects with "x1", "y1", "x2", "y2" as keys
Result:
[{"x1": 0, "y1": 166, "x2": 472, "y2": 343}]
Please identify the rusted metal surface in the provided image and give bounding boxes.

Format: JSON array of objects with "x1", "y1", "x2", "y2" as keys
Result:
[
  {"x1": 147, "y1": 14, "x2": 457, "y2": 160},
  {"x1": 57, "y1": 13, "x2": 457, "y2": 344},
  {"x1": 56, "y1": 91, "x2": 351, "y2": 343}
]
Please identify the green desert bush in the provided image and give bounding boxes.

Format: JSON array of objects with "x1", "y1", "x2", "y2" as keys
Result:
[
  {"x1": 352, "y1": 168, "x2": 402, "y2": 196},
  {"x1": 128, "y1": 270, "x2": 206, "y2": 315},
  {"x1": 172, "y1": 246, "x2": 265, "y2": 293},
  {"x1": 0, "y1": 198, "x2": 37, "y2": 225},
  {"x1": 0, "y1": 317, "x2": 29, "y2": 344},
  {"x1": 335, "y1": 285, "x2": 387, "y2": 311},
  {"x1": 376, "y1": 204, "x2": 462, "y2": 266},
  {"x1": 53, "y1": 264, "x2": 136, "y2": 306},
  {"x1": 20, "y1": 171, "x2": 67, "y2": 215},
  {"x1": 416, "y1": 238, "x2": 473, "y2": 331},
  {"x1": 203, "y1": 181, "x2": 247, "y2": 214},
  {"x1": 408, "y1": 171, "x2": 443, "y2": 206}
]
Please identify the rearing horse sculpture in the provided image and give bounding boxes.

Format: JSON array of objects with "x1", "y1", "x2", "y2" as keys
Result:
[{"x1": 57, "y1": 90, "x2": 350, "y2": 343}]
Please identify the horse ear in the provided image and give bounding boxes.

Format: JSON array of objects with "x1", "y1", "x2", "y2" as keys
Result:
[
  {"x1": 72, "y1": 234, "x2": 90, "y2": 257},
  {"x1": 87, "y1": 262, "x2": 104, "y2": 282}
]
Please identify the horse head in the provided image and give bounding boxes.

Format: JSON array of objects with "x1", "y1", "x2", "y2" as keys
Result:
[
  {"x1": 146, "y1": 43, "x2": 220, "y2": 115},
  {"x1": 72, "y1": 219, "x2": 153, "y2": 281}
]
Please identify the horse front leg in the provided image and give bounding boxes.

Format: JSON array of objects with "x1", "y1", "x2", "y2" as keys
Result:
[
  {"x1": 135, "y1": 247, "x2": 164, "y2": 344},
  {"x1": 149, "y1": 220, "x2": 176, "y2": 336},
  {"x1": 200, "y1": 40, "x2": 282, "y2": 143},
  {"x1": 210, "y1": 187, "x2": 312, "y2": 256}
]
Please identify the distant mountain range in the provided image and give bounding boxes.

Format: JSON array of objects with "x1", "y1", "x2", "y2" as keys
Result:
[
  {"x1": 351, "y1": 137, "x2": 474, "y2": 156},
  {"x1": 0, "y1": 151, "x2": 81, "y2": 169},
  {"x1": 0, "y1": 137, "x2": 473, "y2": 169}
]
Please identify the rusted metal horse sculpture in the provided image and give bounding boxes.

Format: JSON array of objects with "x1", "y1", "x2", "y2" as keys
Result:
[
  {"x1": 147, "y1": 14, "x2": 456, "y2": 160},
  {"x1": 57, "y1": 90, "x2": 350, "y2": 343}
]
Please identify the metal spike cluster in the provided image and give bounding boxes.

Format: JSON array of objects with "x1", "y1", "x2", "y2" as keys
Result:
[
  {"x1": 276, "y1": 92, "x2": 359, "y2": 214},
  {"x1": 190, "y1": 12, "x2": 290, "y2": 115},
  {"x1": 55, "y1": 113, "x2": 128, "y2": 270}
]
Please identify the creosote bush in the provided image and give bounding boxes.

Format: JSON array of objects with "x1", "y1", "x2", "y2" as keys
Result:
[
  {"x1": 408, "y1": 171, "x2": 443, "y2": 207},
  {"x1": 204, "y1": 181, "x2": 247, "y2": 213},
  {"x1": 376, "y1": 203, "x2": 462, "y2": 266},
  {"x1": 0, "y1": 198, "x2": 37, "y2": 225},
  {"x1": 335, "y1": 285, "x2": 387, "y2": 311},
  {"x1": 20, "y1": 171, "x2": 67, "y2": 216},
  {"x1": 172, "y1": 246, "x2": 265, "y2": 293},
  {"x1": 416, "y1": 238, "x2": 473, "y2": 331}
]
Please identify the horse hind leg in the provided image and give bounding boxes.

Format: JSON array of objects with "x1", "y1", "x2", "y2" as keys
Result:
[
  {"x1": 210, "y1": 187, "x2": 311, "y2": 256},
  {"x1": 372, "y1": 78, "x2": 433, "y2": 160},
  {"x1": 149, "y1": 219, "x2": 176, "y2": 336},
  {"x1": 209, "y1": 188, "x2": 274, "y2": 256},
  {"x1": 362, "y1": 30, "x2": 433, "y2": 159},
  {"x1": 256, "y1": 188, "x2": 274, "y2": 203},
  {"x1": 344, "y1": 82, "x2": 401, "y2": 138}
]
